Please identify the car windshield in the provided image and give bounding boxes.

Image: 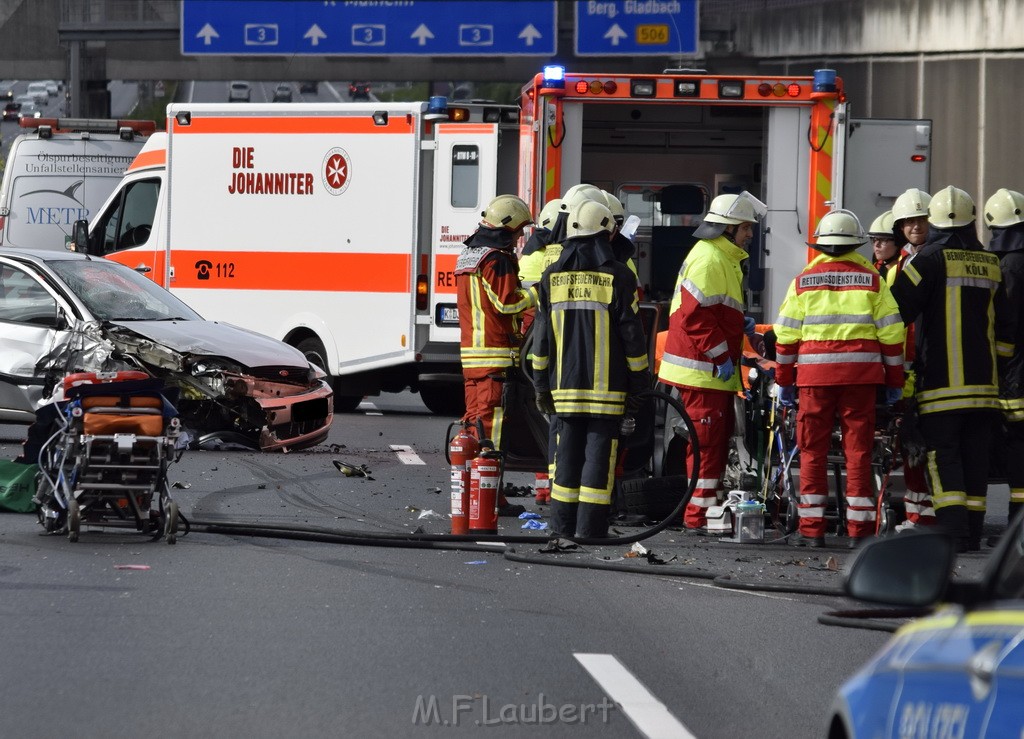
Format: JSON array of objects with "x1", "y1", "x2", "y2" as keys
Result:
[{"x1": 47, "y1": 258, "x2": 202, "y2": 322}]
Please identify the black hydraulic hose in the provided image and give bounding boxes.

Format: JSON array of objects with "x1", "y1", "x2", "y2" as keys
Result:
[
  {"x1": 180, "y1": 387, "x2": 914, "y2": 631},
  {"x1": 194, "y1": 388, "x2": 701, "y2": 550},
  {"x1": 817, "y1": 607, "x2": 933, "y2": 633}
]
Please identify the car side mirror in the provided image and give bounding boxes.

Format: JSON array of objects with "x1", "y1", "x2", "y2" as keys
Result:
[{"x1": 845, "y1": 531, "x2": 957, "y2": 607}]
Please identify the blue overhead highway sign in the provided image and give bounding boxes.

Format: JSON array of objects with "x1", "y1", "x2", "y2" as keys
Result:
[
  {"x1": 575, "y1": 0, "x2": 699, "y2": 56},
  {"x1": 181, "y1": 0, "x2": 557, "y2": 56}
]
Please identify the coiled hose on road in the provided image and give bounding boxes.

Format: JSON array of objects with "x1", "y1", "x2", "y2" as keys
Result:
[{"x1": 185, "y1": 389, "x2": 916, "y2": 632}]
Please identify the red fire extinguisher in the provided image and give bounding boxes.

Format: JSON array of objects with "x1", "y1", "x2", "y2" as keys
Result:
[
  {"x1": 469, "y1": 441, "x2": 502, "y2": 535},
  {"x1": 448, "y1": 423, "x2": 480, "y2": 535}
]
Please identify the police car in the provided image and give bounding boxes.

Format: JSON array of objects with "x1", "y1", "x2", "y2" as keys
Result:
[{"x1": 828, "y1": 519, "x2": 1024, "y2": 737}]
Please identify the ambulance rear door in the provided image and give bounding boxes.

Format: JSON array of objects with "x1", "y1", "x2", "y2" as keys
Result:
[
  {"x1": 429, "y1": 121, "x2": 499, "y2": 345},
  {"x1": 843, "y1": 117, "x2": 932, "y2": 226}
]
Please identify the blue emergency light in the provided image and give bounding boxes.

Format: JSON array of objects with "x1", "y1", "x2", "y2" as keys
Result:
[
  {"x1": 813, "y1": 69, "x2": 837, "y2": 93},
  {"x1": 542, "y1": 65, "x2": 566, "y2": 89},
  {"x1": 427, "y1": 96, "x2": 448, "y2": 115}
]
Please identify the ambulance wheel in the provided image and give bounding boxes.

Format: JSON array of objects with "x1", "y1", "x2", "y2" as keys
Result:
[
  {"x1": 296, "y1": 337, "x2": 363, "y2": 413},
  {"x1": 420, "y1": 385, "x2": 465, "y2": 417},
  {"x1": 68, "y1": 498, "x2": 80, "y2": 543},
  {"x1": 165, "y1": 501, "x2": 179, "y2": 545}
]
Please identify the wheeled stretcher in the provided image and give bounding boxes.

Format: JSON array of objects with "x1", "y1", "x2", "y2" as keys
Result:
[{"x1": 35, "y1": 371, "x2": 183, "y2": 543}]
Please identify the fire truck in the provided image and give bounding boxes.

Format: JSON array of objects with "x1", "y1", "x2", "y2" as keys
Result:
[
  {"x1": 517, "y1": 66, "x2": 931, "y2": 319},
  {"x1": 78, "y1": 99, "x2": 519, "y2": 413}
]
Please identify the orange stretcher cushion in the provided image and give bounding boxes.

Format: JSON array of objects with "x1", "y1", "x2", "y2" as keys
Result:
[{"x1": 83, "y1": 413, "x2": 164, "y2": 436}]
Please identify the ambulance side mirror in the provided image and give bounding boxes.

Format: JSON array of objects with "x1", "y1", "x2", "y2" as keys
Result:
[{"x1": 70, "y1": 219, "x2": 96, "y2": 255}]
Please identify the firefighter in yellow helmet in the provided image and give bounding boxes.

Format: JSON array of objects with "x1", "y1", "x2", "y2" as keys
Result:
[
  {"x1": 455, "y1": 194, "x2": 535, "y2": 449},
  {"x1": 870, "y1": 211, "x2": 899, "y2": 278},
  {"x1": 657, "y1": 191, "x2": 765, "y2": 530},
  {"x1": 891, "y1": 188, "x2": 931, "y2": 260},
  {"x1": 774, "y1": 210, "x2": 906, "y2": 548},
  {"x1": 530, "y1": 198, "x2": 651, "y2": 538},
  {"x1": 985, "y1": 188, "x2": 1024, "y2": 524},
  {"x1": 870, "y1": 208, "x2": 931, "y2": 527},
  {"x1": 891, "y1": 186, "x2": 1012, "y2": 551},
  {"x1": 519, "y1": 198, "x2": 565, "y2": 293}
]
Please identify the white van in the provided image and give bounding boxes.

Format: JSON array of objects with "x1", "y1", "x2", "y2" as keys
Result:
[
  {"x1": 25, "y1": 82, "x2": 49, "y2": 105},
  {"x1": 0, "y1": 117, "x2": 155, "y2": 251}
]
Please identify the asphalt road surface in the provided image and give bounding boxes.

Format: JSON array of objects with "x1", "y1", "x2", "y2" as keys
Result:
[{"x1": 0, "y1": 393, "x2": 1001, "y2": 738}]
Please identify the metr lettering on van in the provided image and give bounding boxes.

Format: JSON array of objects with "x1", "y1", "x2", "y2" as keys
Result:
[
  {"x1": 227, "y1": 146, "x2": 314, "y2": 195},
  {"x1": 27, "y1": 206, "x2": 90, "y2": 225}
]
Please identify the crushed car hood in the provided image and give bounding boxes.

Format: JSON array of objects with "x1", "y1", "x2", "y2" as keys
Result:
[{"x1": 110, "y1": 320, "x2": 308, "y2": 369}]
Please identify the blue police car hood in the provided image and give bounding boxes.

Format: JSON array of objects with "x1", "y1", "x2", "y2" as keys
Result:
[{"x1": 109, "y1": 319, "x2": 308, "y2": 369}]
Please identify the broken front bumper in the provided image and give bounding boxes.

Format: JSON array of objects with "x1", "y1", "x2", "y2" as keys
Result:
[{"x1": 249, "y1": 378, "x2": 334, "y2": 452}]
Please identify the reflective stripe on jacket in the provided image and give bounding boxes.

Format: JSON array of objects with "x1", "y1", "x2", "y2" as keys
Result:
[
  {"x1": 774, "y1": 251, "x2": 905, "y2": 388},
  {"x1": 530, "y1": 236, "x2": 650, "y2": 417},
  {"x1": 891, "y1": 230, "x2": 1010, "y2": 415},
  {"x1": 456, "y1": 228, "x2": 535, "y2": 374},
  {"x1": 657, "y1": 235, "x2": 747, "y2": 392}
]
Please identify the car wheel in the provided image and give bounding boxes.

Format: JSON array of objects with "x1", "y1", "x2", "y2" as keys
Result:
[
  {"x1": 296, "y1": 337, "x2": 362, "y2": 413},
  {"x1": 419, "y1": 385, "x2": 466, "y2": 417}
]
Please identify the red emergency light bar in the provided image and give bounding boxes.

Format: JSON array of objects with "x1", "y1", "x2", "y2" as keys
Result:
[
  {"x1": 20, "y1": 117, "x2": 157, "y2": 135},
  {"x1": 551, "y1": 74, "x2": 822, "y2": 103}
]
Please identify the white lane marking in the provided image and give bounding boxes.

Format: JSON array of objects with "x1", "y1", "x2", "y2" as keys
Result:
[
  {"x1": 574, "y1": 653, "x2": 696, "y2": 739},
  {"x1": 672, "y1": 579, "x2": 799, "y2": 601},
  {"x1": 390, "y1": 444, "x2": 425, "y2": 465},
  {"x1": 359, "y1": 400, "x2": 382, "y2": 415}
]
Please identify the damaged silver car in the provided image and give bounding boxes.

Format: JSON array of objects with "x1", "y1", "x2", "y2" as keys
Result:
[{"x1": 0, "y1": 249, "x2": 333, "y2": 451}]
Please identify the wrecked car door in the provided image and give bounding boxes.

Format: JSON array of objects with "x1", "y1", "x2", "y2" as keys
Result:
[{"x1": 0, "y1": 260, "x2": 72, "y2": 421}]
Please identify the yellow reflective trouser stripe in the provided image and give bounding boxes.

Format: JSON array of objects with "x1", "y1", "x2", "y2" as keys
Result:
[
  {"x1": 916, "y1": 385, "x2": 998, "y2": 402},
  {"x1": 927, "y1": 450, "x2": 966, "y2": 510},
  {"x1": 966, "y1": 495, "x2": 986, "y2": 512},
  {"x1": 579, "y1": 436, "x2": 618, "y2": 505},
  {"x1": 491, "y1": 407, "x2": 503, "y2": 451},
  {"x1": 1011, "y1": 488, "x2": 1024, "y2": 503},
  {"x1": 552, "y1": 483, "x2": 579, "y2": 504}
]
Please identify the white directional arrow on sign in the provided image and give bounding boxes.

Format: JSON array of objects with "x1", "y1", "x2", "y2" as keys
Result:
[
  {"x1": 604, "y1": 23, "x2": 627, "y2": 46},
  {"x1": 196, "y1": 23, "x2": 219, "y2": 46},
  {"x1": 519, "y1": 23, "x2": 542, "y2": 46},
  {"x1": 304, "y1": 24, "x2": 327, "y2": 47},
  {"x1": 411, "y1": 23, "x2": 434, "y2": 46}
]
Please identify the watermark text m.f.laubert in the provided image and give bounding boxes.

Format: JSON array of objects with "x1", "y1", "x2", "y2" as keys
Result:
[{"x1": 412, "y1": 693, "x2": 616, "y2": 727}]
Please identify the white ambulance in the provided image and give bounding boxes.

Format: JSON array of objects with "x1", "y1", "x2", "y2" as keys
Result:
[
  {"x1": 0, "y1": 117, "x2": 154, "y2": 252},
  {"x1": 519, "y1": 67, "x2": 931, "y2": 319},
  {"x1": 75, "y1": 99, "x2": 520, "y2": 413}
]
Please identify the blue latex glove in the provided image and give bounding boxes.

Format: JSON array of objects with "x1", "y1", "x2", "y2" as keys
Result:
[
  {"x1": 714, "y1": 357, "x2": 735, "y2": 381},
  {"x1": 778, "y1": 385, "x2": 796, "y2": 407},
  {"x1": 744, "y1": 316, "x2": 757, "y2": 337},
  {"x1": 885, "y1": 386, "x2": 903, "y2": 405}
]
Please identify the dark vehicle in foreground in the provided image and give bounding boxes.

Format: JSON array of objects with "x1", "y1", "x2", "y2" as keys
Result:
[
  {"x1": 829, "y1": 520, "x2": 1024, "y2": 737},
  {"x1": 2, "y1": 101, "x2": 20, "y2": 121},
  {"x1": 0, "y1": 249, "x2": 333, "y2": 451},
  {"x1": 299, "y1": 81, "x2": 318, "y2": 94}
]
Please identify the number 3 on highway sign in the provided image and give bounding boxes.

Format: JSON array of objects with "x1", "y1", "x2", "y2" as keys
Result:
[{"x1": 352, "y1": 24, "x2": 386, "y2": 47}]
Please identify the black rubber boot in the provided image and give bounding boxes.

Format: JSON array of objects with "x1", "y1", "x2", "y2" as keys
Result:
[
  {"x1": 550, "y1": 499, "x2": 578, "y2": 538},
  {"x1": 575, "y1": 502, "x2": 610, "y2": 539}
]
